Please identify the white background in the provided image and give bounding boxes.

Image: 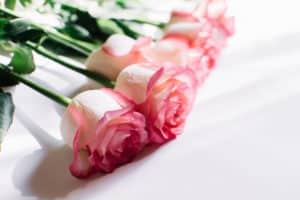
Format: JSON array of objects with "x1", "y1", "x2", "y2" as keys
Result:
[{"x1": 1, "y1": 0, "x2": 300, "y2": 199}]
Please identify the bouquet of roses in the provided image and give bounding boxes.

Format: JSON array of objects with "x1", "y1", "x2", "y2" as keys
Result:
[{"x1": 0, "y1": 0, "x2": 234, "y2": 178}]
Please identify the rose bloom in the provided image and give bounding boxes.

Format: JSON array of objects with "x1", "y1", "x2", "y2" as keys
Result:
[
  {"x1": 86, "y1": 34, "x2": 151, "y2": 80},
  {"x1": 115, "y1": 63, "x2": 197, "y2": 144},
  {"x1": 162, "y1": 0, "x2": 234, "y2": 85},
  {"x1": 61, "y1": 89, "x2": 148, "y2": 178},
  {"x1": 141, "y1": 36, "x2": 211, "y2": 86},
  {"x1": 166, "y1": 0, "x2": 234, "y2": 42}
]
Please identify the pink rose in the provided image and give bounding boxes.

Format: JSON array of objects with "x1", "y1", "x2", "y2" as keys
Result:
[
  {"x1": 86, "y1": 34, "x2": 151, "y2": 80},
  {"x1": 164, "y1": 0, "x2": 234, "y2": 52},
  {"x1": 167, "y1": 0, "x2": 234, "y2": 38},
  {"x1": 116, "y1": 64, "x2": 197, "y2": 144},
  {"x1": 163, "y1": 0, "x2": 234, "y2": 85},
  {"x1": 61, "y1": 89, "x2": 148, "y2": 178}
]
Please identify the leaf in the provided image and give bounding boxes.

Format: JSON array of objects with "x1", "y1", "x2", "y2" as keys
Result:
[
  {"x1": 5, "y1": 19, "x2": 45, "y2": 42},
  {"x1": 3, "y1": 19, "x2": 90, "y2": 56},
  {"x1": 0, "y1": 90, "x2": 15, "y2": 150},
  {"x1": 0, "y1": 66, "x2": 19, "y2": 87},
  {"x1": 0, "y1": 18, "x2": 9, "y2": 39},
  {"x1": 116, "y1": 0, "x2": 127, "y2": 8},
  {"x1": 4, "y1": 0, "x2": 17, "y2": 10},
  {"x1": 43, "y1": 0, "x2": 56, "y2": 8},
  {"x1": 9, "y1": 45, "x2": 36, "y2": 74},
  {"x1": 60, "y1": 3, "x2": 119, "y2": 41},
  {"x1": 19, "y1": 0, "x2": 32, "y2": 7},
  {"x1": 0, "y1": 41, "x2": 36, "y2": 74},
  {"x1": 111, "y1": 19, "x2": 140, "y2": 39},
  {"x1": 40, "y1": 39, "x2": 88, "y2": 57},
  {"x1": 59, "y1": 24, "x2": 92, "y2": 42}
]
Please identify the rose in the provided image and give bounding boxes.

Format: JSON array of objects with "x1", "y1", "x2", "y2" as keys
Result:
[
  {"x1": 162, "y1": 0, "x2": 234, "y2": 85},
  {"x1": 61, "y1": 89, "x2": 148, "y2": 178},
  {"x1": 115, "y1": 64, "x2": 197, "y2": 144},
  {"x1": 140, "y1": 35, "x2": 213, "y2": 86},
  {"x1": 167, "y1": 0, "x2": 234, "y2": 38},
  {"x1": 140, "y1": 36, "x2": 211, "y2": 85},
  {"x1": 165, "y1": 0, "x2": 234, "y2": 51},
  {"x1": 86, "y1": 34, "x2": 151, "y2": 80}
]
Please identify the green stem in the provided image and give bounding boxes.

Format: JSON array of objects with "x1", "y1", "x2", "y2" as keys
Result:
[
  {"x1": 33, "y1": 24, "x2": 93, "y2": 56},
  {"x1": 0, "y1": 64, "x2": 71, "y2": 107},
  {"x1": 111, "y1": 19, "x2": 141, "y2": 39},
  {"x1": 25, "y1": 41, "x2": 114, "y2": 88},
  {"x1": 120, "y1": 18, "x2": 165, "y2": 28},
  {"x1": 0, "y1": 7, "x2": 93, "y2": 56}
]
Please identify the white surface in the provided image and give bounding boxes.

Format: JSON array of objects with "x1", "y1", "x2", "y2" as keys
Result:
[{"x1": 1, "y1": 0, "x2": 300, "y2": 199}]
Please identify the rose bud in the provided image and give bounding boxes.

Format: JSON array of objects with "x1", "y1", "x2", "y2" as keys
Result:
[
  {"x1": 115, "y1": 64, "x2": 197, "y2": 144},
  {"x1": 86, "y1": 34, "x2": 151, "y2": 80},
  {"x1": 61, "y1": 89, "x2": 148, "y2": 178}
]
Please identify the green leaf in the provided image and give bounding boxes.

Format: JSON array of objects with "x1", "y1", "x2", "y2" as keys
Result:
[
  {"x1": 0, "y1": 66, "x2": 19, "y2": 87},
  {"x1": 0, "y1": 18, "x2": 9, "y2": 39},
  {"x1": 0, "y1": 90, "x2": 15, "y2": 150},
  {"x1": 5, "y1": 19, "x2": 45, "y2": 42},
  {"x1": 0, "y1": 41, "x2": 36, "y2": 74},
  {"x1": 111, "y1": 19, "x2": 140, "y2": 39},
  {"x1": 60, "y1": 3, "x2": 118, "y2": 41},
  {"x1": 9, "y1": 45, "x2": 36, "y2": 74},
  {"x1": 116, "y1": 0, "x2": 127, "y2": 8},
  {"x1": 4, "y1": 0, "x2": 17, "y2": 10},
  {"x1": 19, "y1": 0, "x2": 32, "y2": 7},
  {"x1": 43, "y1": 0, "x2": 56, "y2": 8},
  {"x1": 40, "y1": 39, "x2": 88, "y2": 57},
  {"x1": 59, "y1": 24, "x2": 92, "y2": 42}
]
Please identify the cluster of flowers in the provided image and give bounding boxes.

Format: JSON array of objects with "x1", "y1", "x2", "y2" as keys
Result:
[{"x1": 60, "y1": 0, "x2": 234, "y2": 178}]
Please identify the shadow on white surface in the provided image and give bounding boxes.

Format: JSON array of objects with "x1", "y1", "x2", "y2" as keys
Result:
[
  {"x1": 12, "y1": 109, "x2": 160, "y2": 199},
  {"x1": 13, "y1": 110, "x2": 85, "y2": 199}
]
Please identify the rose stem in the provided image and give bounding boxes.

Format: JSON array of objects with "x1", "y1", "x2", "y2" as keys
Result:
[
  {"x1": 117, "y1": 18, "x2": 165, "y2": 29},
  {"x1": 0, "y1": 64, "x2": 71, "y2": 107},
  {"x1": 0, "y1": 7, "x2": 93, "y2": 56},
  {"x1": 24, "y1": 41, "x2": 114, "y2": 88}
]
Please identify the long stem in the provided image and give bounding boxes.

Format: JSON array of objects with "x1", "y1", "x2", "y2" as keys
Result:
[
  {"x1": 0, "y1": 64, "x2": 71, "y2": 107},
  {"x1": 25, "y1": 41, "x2": 114, "y2": 88},
  {"x1": 33, "y1": 24, "x2": 93, "y2": 56},
  {"x1": 0, "y1": 7, "x2": 93, "y2": 56},
  {"x1": 119, "y1": 18, "x2": 165, "y2": 28}
]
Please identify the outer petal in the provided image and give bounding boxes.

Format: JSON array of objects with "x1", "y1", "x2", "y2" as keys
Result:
[
  {"x1": 67, "y1": 105, "x2": 95, "y2": 179},
  {"x1": 62, "y1": 89, "x2": 148, "y2": 178},
  {"x1": 115, "y1": 64, "x2": 156, "y2": 104},
  {"x1": 90, "y1": 89, "x2": 148, "y2": 172},
  {"x1": 140, "y1": 66, "x2": 198, "y2": 144},
  {"x1": 142, "y1": 37, "x2": 189, "y2": 66},
  {"x1": 86, "y1": 34, "x2": 151, "y2": 80}
]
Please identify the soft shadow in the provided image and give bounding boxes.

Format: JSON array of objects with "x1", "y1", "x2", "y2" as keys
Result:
[
  {"x1": 13, "y1": 109, "x2": 86, "y2": 200},
  {"x1": 38, "y1": 65, "x2": 77, "y2": 83},
  {"x1": 13, "y1": 109, "x2": 160, "y2": 199},
  {"x1": 29, "y1": 76, "x2": 67, "y2": 117}
]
